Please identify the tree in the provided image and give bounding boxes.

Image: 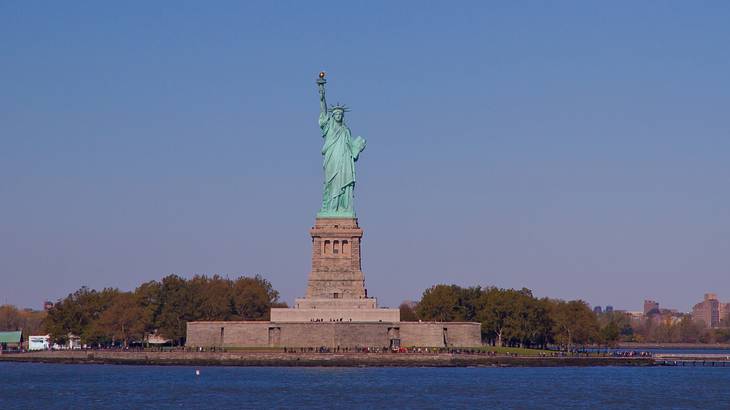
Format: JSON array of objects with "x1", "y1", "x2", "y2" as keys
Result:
[
  {"x1": 714, "y1": 328, "x2": 730, "y2": 343},
  {"x1": 152, "y1": 273, "x2": 283, "y2": 344},
  {"x1": 399, "y1": 302, "x2": 419, "y2": 322},
  {"x1": 458, "y1": 286, "x2": 484, "y2": 322},
  {"x1": 0, "y1": 305, "x2": 22, "y2": 331},
  {"x1": 676, "y1": 317, "x2": 703, "y2": 343},
  {"x1": 477, "y1": 288, "x2": 517, "y2": 347},
  {"x1": 189, "y1": 275, "x2": 234, "y2": 321},
  {"x1": 155, "y1": 275, "x2": 193, "y2": 345},
  {"x1": 633, "y1": 317, "x2": 655, "y2": 343},
  {"x1": 600, "y1": 321, "x2": 620, "y2": 347},
  {"x1": 416, "y1": 285, "x2": 465, "y2": 322},
  {"x1": 43, "y1": 286, "x2": 120, "y2": 345},
  {"x1": 231, "y1": 275, "x2": 280, "y2": 320},
  {"x1": 502, "y1": 291, "x2": 534, "y2": 347},
  {"x1": 96, "y1": 292, "x2": 145, "y2": 347},
  {"x1": 0, "y1": 305, "x2": 47, "y2": 338},
  {"x1": 549, "y1": 299, "x2": 598, "y2": 349},
  {"x1": 596, "y1": 310, "x2": 633, "y2": 342},
  {"x1": 17, "y1": 309, "x2": 47, "y2": 336},
  {"x1": 508, "y1": 296, "x2": 552, "y2": 348},
  {"x1": 134, "y1": 280, "x2": 162, "y2": 337},
  {"x1": 37, "y1": 273, "x2": 284, "y2": 347}
]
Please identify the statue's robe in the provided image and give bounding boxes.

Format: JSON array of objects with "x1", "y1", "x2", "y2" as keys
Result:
[{"x1": 318, "y1": 111, "x2": 366, "y2": 216}]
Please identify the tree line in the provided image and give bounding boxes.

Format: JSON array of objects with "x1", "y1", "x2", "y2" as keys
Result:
[
  {"x1": 400, "y1": 285, "x2": 604, "y2": 348},
  {"x1": 400, "y1": 284, "x2": 607, "y2": 349},
  {"x1": 4, "y1": 277, "x2": 730, "y2": 348},
  {"x1": 627, "y1": 314, "x2": 730, "y2": 344},
  {"x1": 0, "y1": 305, "x2": 46, "y2": 336},
  {"x1": 42, "y1": 274, "x2": 285, "y2": 347},
  {"x1": 400, "y1": 284, "x2": 730, "y2": 348}
]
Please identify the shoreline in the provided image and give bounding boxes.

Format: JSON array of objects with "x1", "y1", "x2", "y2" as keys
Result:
[
  {"x1": 617, "y1": 342, "x2": 730, "y2": 350},
  {"x1": 0, "y1": 351, "x2": 654, "y2": 367}
]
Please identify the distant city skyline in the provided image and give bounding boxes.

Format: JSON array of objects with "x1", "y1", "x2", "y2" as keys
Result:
[{"x1": 2, "y1": 2, "x2": 729, "y2": 311}]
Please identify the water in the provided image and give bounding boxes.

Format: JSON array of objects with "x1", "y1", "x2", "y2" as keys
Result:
[{"x1": 2, "y1": 362, "x2": 730, "y2": 409}]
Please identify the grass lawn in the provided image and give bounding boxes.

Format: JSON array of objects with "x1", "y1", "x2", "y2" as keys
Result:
[{"x1": 470, "y1": 346, "x2": 554, "y2": 356}]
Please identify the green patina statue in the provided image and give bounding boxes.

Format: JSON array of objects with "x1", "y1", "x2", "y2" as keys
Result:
[{"x1": 316, "y1": 72, "x2": 366, "y2": 218}]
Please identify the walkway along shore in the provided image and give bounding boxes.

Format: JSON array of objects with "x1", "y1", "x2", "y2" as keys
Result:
[{"x1": 0, "y1": 351, "x2": 656, "y2": 367}]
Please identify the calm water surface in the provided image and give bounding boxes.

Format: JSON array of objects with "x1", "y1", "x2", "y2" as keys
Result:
[{"x1": 2, "y1": 362, "x2": 730, "y2": 409}]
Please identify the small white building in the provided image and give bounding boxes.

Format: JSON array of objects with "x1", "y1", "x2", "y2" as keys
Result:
[
  {"x1": 28, "y1": 335, "x2": 50, "y2": 351},
  {"x1": 145, "y1": 333, "x2": 171, "y2": 345},
  {"x1": 50, "y1": 334, "x2": 82, "y2": 350},
  {"x1": 68, "y1": 334, "x2": 81, "y2": 349}
]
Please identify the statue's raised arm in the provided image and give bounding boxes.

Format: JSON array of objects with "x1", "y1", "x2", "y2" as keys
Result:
[{"x1": 317, "y1": 71, "x2": 327, "y2": 114}]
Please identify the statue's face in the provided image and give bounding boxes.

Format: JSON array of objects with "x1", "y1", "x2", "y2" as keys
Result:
[{"x1": 333, "y1": 110, "x2": 344, "y2": 123}]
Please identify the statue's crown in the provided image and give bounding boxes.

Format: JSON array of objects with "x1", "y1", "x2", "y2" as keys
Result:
[{"x1": 329, "y1": 103, "x2": 350, "y2": 113}]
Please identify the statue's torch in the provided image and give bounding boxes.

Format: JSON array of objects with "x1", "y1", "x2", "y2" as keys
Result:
[{"x1": 316, "y1": 71, "x2": 327, "y2": 88}]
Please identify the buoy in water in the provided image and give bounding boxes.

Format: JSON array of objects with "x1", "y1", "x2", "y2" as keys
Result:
[{"x1": 195, "y1": 369, "x2": 200, "y2": 376}]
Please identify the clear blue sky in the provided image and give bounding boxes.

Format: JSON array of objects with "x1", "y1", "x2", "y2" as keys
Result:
[{"x1": 2, "y1": 1, "x2": 729, "y2": 312}]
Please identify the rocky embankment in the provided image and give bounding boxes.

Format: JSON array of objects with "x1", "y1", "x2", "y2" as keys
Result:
[{"x1": 0, "y1": 351, "x2": 654, "y2": 367}]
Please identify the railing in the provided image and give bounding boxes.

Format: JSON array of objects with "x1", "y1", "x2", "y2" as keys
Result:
[{"x1": 655, "y1": 353, "x2": 730, "y2": 367}]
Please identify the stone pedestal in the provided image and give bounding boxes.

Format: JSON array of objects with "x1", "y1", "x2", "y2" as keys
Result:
[
  {"x1": 294, "y1": 298, "x2": 376, "y2": 310},
  {"x1": 270, "y1": 307, "x2": 400, "y2": 323},
  {"x1": 305, "y1": 217, "x2": 368, "y2": 300},
  {"x1": 271, "y1": 217, "x2": 399, "y2": 323}
]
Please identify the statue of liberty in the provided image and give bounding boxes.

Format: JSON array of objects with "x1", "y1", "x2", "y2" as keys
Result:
[{"x1": 316, "y1": 72, "x2": 366, "y2": 217}]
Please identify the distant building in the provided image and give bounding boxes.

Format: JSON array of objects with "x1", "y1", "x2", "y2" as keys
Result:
[
  {"x1": 65, "y1": 334, "x2": 82, "y2": 350},
  {"x1": 593, "y1": 306, "x2": 603, "y2": 314},
  {"x1": 644, "y1": 300, "x2": 660, "y2": 316},
  {"x1": 605, "y1": 306, "x2": 614, "y2": 313},
  {"x1": 692, "y1": 293, "x2": 723, "y2": 328},
  {"x1": 145, "y1": 332, "x2": 171, "y2": 346},
  {"x1": 46, "y1": 333, "x2": 82, "y2": 350},
  {"x1": 0, "y1": 331, "x2": 23, "y2": 351},
  {"x1": 28, "y1": 335, "x2": 50, "y2": 351},
  {"x1": 627, "y1": 311, "x2": 644, "y2": 322}
]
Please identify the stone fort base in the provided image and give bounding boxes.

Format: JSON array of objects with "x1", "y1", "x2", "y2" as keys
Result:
[{"x1": 186, "y1": 321, "x2": 481, "y2": 349}]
